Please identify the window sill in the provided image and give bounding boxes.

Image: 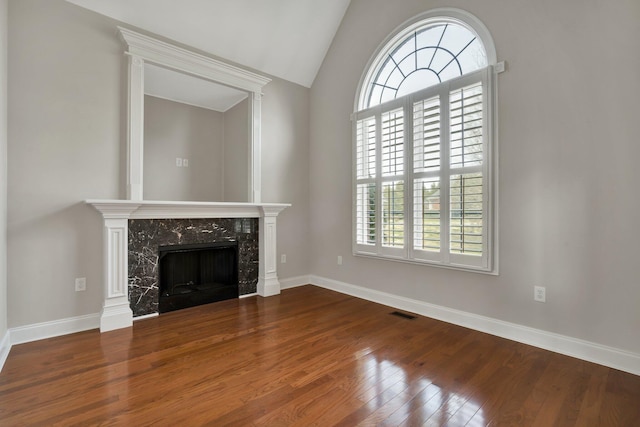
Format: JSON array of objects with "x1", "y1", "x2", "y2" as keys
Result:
[{"x1": 353, "y1": 251, "x2": 498, "y2": 276}]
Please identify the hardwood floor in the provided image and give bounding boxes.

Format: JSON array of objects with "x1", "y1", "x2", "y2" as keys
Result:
[{"x1": 1, "y1": 285, "x2": 638, "y2": 426}]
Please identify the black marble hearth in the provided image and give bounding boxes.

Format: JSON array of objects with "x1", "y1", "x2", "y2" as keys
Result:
[{"x1": 128, "y1": 218, "x2": 258, "y2": 317}]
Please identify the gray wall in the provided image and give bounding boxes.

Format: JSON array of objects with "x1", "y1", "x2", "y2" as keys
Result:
[
  {"x1": 262, "y1": 78, "x2": 310, "y2": 279},
  {"x1": 6, "y1": 0, "x2": 311, "y2": 328},
  {"x1": 310, "y1": 0, "x2": 640, "y2": 354},
  {"x1": 144, "y1": 96, "x2": 224, "y2": 202},
  {"x1": 8, "y1": 0, "x2": 121, "y2": 327},
  {"x1": 0, "y1": 0, "x2": 8, "y2": 340},
  {"x1": 223, "y1": 98, "x2": 249, "y2": 202}
]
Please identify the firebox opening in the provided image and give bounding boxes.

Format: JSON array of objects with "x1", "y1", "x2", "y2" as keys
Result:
[{"x1": 158, "y1": 241, "x2": 239, "y2": 313}]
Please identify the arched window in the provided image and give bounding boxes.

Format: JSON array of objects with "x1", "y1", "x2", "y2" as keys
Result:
[{"x1": 353, "y1": 9, "x2": 500, "y2": 272}]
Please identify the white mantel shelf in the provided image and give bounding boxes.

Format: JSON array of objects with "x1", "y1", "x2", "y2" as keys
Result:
[
  {"x1": 86, "y1": 199, "x2": 290, "y2": 333},
  {"x1": 86, "y1": 199, "x2": 290, "y2": 219}
]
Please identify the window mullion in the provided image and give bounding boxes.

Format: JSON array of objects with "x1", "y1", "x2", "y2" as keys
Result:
[
  {"x1": 375, "y1": 110, "x2": 383, "y2": 255},
  {"x1": 440, "y1": 86, "x2": 451, "y2": 263},
  {"x1": 404, "y1": 97, "x2": 413, "y2": 259},
  {"x1": 482, "y1": 68, "x2": 492, "y2": 269}
]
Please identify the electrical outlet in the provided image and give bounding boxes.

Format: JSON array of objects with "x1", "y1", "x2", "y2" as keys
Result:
[
  {"x1": 183, "y1": 158, "x2": 189, "y2": 167},
  {"x1": 337, "y1": 255, "x2": 343, "y2": 265},
  {"x1": 281, "y1": 254, "x2": 286, "y2": 264},
  {"x1": 534, "y1": 286, "x2": 546, "y2": 302},
  {"x1": 176, "y1": 157, "x2": 183, "y2": 167},
  {"x1": 75, "y1": 277, "x2": 86, "y2": 292}
]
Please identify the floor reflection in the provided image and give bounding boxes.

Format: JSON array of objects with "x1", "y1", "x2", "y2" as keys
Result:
[{"x1": 356, "y1": 351, "x2": 485, "y2": 425}]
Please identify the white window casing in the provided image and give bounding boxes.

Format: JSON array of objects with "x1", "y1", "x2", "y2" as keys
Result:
[{"x1": 352, "y1": 9, "x2": 501, "y2": 274}]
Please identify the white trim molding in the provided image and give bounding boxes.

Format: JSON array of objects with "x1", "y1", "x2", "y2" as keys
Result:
[
  {"x1": 0, "y1": 314, "x2": 100, "y2": 373},
  {"x1": 86, "y1": 200, "x2": 289, "y2": 332},
  {"x1": 118, "y1": 27, "x2": 271, "y2": 202},
  {"x1": 257, "y1": 206, "x2": 284, "y2": 296},
  {"x1": 307, "y1": 275, "x2": 640, "y2": 376},
  {"x1": 10, "y1": 313, "x2": 100, "y2": 346},
  {"x1": 118, "y1": 27, "x2": 271, "y2": 94}
]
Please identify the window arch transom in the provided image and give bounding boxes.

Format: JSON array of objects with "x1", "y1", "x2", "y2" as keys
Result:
[{"x1": 359, "y1": 14, "x2": 492, "y2": 110}]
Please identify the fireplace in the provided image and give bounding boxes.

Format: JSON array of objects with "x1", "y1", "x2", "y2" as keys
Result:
[
  {"x1": 159, "y1": 241, "x2": 239, "y2": 313},
  {"x1": 128, "y1": 217, "x2": 259, "y2": 317},
  {"x1": 86, "y1": 200, "x2": 289, "y2": 332}
]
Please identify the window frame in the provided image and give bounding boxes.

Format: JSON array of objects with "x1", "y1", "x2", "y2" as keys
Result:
[{"x1": 352, "y1": 9, "x2": 500, "y2": 274}]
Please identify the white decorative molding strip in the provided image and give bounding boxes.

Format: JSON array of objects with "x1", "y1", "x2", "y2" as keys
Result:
[
  {"x1": 127, "y1": 54, "x2": 144, "y2": 200},
  {"x1": 0, "y1": 331, "x2": 10, "y2": 373},
  {"x1": 9, "y1": 313, "x2": 100, "y2": 346},
  {"x1": 118, "y1": 27, "x2": 271, "y2": 94},
  {"x1": 308, "y1": 275, "x2": 640, "y2": 377},
  {"x1": 257, "y1": 207, "x2": 280, "y2": 297},
  {"x1": 118, "y1": 27, "x2": 270, "y2": 202},
  {"x1": 86, "y1": 200, "x2": 288, "y2": 219}
]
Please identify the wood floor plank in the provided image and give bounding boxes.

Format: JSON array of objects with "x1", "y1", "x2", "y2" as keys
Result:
[{"x1": 0, "y1": 285, "x2": 638, "y2": 426}]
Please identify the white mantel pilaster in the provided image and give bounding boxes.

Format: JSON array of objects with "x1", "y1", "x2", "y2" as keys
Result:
[
  {"x1": 126, "y1": 55, "x2": 145, "y2": 201},
  {"x1": 257, "y1": 206, "x2": 281, "y2": 297},
  {"x1": 87, "y1": 200, "x2": 289, "y2": 332}
]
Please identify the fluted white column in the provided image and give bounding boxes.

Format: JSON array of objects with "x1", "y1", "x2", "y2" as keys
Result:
[
  {"x1": 257, "y1": 206, "x2": 282, "y2": 296},
  {"x1": 92, "y1": 204, "x2": 140, "y2": 332}
]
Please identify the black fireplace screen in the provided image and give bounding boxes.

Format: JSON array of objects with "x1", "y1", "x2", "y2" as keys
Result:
[{"x1": 158, "y1": 241, "x2": 239, "y2": 313}]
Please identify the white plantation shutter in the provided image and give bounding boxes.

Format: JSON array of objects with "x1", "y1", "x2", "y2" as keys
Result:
[
  {"x1": 413, "y1": 177, "x2": 441, "y2": 253},
  {"x1": 355, "y1": 117, "x2": 377, "y2": 246},
  {"x1": 381, "y1": 109, "x2": 404, "y2": 177},
  {"x1": 356, "y1": 183, "x2": 376, "y2": 246},
  {"x1": 356, "y1": 118, "x2": 376, "y2": 180},
  {"x1": 450, "y1": 83, "x2": 484, "y2": 169},
  {"x1": 412, "y1": 96, "x2": 442, "y2": 259},
  {"x1": 413, "y1": 97, "x2": 441, "y2": 174},
  {"x1": 450, "y1": 173, "x2": 483, "y2": 255},
  {"x1": 354, "y1": 67, "x2": 493, "y2": 271},
  {"x1": 380, "y1": 109, "x2": 405, "y2": 249},
  {"x1": 447, "y1": 80, "x2": 487, "y2": 267},
  {"x1": 354, "y1": 69, "x2": 491, "y2": 270}
]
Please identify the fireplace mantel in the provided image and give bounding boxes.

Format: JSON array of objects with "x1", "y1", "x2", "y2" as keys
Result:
[
  {"x1": 86, "y1": 199, "x2": 290, "y2": 332},
  {"x1": 86, "y1": 199, "x2": 290, "y2": 219}
]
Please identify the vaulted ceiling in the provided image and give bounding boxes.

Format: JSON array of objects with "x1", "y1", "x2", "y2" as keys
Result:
[{"x1": 66, "y1": 0, "x2": 351, "y2": 88}]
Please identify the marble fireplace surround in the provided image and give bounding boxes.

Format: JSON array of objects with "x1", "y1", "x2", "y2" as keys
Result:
[{"x1": 86, "y1": 200, "x2": 289, "y2": 332}]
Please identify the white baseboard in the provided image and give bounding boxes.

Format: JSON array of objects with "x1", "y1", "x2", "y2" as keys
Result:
[
  {"x1": 279, "y1": 275, "x2": 312, "y2": 290},
  {"x1": 0, "y1": 331, "x2": 10, "y2": 372},
  {"x1": 308, "y1": 275, "x2": 640, "y2": 377},
  {"x1": 10, "y1": 313, "x2": 100, "y2": 346}
]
